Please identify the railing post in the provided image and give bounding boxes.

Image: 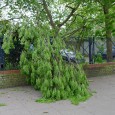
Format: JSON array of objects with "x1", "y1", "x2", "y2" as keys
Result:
[
  {"x1": 92, "y1": 37, "x2": 95, "y2": 64},
  {"x1": 0, "y1": 37, "x2": 4, "y2": 70},
  {"x1": 89, "y1": 37, "x2": 93, "y2": 64}
]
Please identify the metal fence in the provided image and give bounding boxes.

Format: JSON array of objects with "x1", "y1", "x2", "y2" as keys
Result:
[
  {"x1": 66, "y1": 37, "x2": 115, "y2": 64},
  {"x1": 80, "y1": 37, "x2": 106, "y2": 64},
  {"x1": 0, "y1": 36, "x2": 115, "y2": 70},
  {"x1": 0, "y1": 38, "x2": 4, "y2": 69}
]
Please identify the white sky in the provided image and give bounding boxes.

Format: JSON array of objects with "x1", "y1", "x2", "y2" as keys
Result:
[{"x1": 0, "y1": 0, "x2": 32, "y2": 23}]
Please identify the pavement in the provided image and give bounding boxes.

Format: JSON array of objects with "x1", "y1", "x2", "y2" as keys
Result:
[{"x1": 0, "y1": 75, "x2": 115, "y2": 115}]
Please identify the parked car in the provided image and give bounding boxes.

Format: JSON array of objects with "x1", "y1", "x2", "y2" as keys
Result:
[
  {"x1": 60, "y1": 49, "x2": 85, "y2": 63},
  {"x1": 97, "y1": 46, "x2": 115, "y2": 59},
  {"x1": 102, "y1": 48, "x2": 115, "y2": 59}
]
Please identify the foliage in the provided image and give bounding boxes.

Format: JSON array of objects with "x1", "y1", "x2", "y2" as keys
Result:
[
  {"x1": 0, "y1": 18, "x2": 22, "y2": 69},
  {"x1": 94, "y1": 53, "x2": 104, "y2": 63},
  {"x1": 0, "y1": 103, "x2": 6, "y2": 107},
  {"x1": 2, "y1": 19, "x2": 91, "y2": 104},
  {"x1": 36, "y1": 98, "x2": 55, "y2": 103},
  {"x1": 3, "y1": 60, "x2": 20, "y2": 70},
  {"x1": 1, "y1": 24, "x2": 23, "y2": 69}
]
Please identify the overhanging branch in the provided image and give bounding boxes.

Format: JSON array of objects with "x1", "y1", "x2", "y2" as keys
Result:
[
  {"x1": 62, "y1": 23, "x2": 86, "y2": 38},
  {"x1": 42, "y1": 0, "x2": 56, "y2": 29},
  {"x1": 58, "y1": 3, "x2": 80, "y2": 28}
]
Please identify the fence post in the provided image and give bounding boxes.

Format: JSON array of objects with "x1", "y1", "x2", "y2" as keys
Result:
[
  {"x1": 92, "y1": 37, "x2": 95, "y2": 63},
  {"x1": 89, "y1": 37, "x2": 93, "y2": 64},
  {"x1": 0, "y1": 37, "x2": 4, "y2": 69},
  {"x1": 82, "y1": 41, "x2": 85, "y2": 55}
]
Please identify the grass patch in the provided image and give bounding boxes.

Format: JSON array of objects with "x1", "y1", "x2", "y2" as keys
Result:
[
  {"x1": 0, "y1": 92, "x2": 7, "y2": 95},
  {"x1": 36, "y1": 98, "x2": 55, "y2": 103},
  {"x1": 0, "y1": 103, "x2": 7, "y2": 107}
]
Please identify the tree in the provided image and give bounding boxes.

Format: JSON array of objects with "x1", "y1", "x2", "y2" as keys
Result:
[
  {"x1": 94, "y1": 0, "x2": 115, "y2": 61},
  {"x1": 76, "y1": 0, "x2": 115, "y2": 61},
  {"x1": 2, "y1": 0, "x2": 91, "y2": 104},
  {"x1": 102, "y1": 0, "x2": 114, "y2": 62}
]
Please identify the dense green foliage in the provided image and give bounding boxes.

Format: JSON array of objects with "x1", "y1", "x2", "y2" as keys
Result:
[
  {"x1": 18, "y1": 22, "x2": 91, "y2": 104},
  {"x1": 0, "y1": 22, "x2": 23, "y2": 69},
  {"x1": 1, "y1": 18, "x2": 91, "y2": 104}
]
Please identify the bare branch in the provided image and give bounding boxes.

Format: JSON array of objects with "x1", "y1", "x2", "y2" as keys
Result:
[
  {"x1": 65, "y1": 14, "x2": 84, "y2": 30},
  {"x1": 62, "y1": 22, "x2": 86, "y2": 38},
  {"x1": 66, "y1": 5, "x2": 74, "y2": 10},
  {"x1": 42, "y1": 0, "x2": 56, "y2": 29},
  {"x1": 58, "y1": 3, "x2": 80, "y2": 28},
  {"x1": 8, "y1": 17, "x2": 22, "y2": 20}
]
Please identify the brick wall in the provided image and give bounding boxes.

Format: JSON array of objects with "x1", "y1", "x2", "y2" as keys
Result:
[
  {"x1": 84, "y1": 62, "x2": 115, "y2": 77},
  {"x1": 0, "y1": 62, "x2": 115, "y2": 88},
  {"x1": 0, "y1": 70, "x2": 27, "y2": 88}
]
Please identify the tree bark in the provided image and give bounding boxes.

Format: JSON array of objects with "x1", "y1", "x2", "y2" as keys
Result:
[
  {"x1": 103, "y1": 4, "x2": 112, "y2": 62},
  {"x1": 42, "y1": 0, "x2": 56, "y2": 30}
]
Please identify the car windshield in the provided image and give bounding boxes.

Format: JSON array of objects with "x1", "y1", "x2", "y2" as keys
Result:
[
  {"x1": 67, "y1": 51, "x2": 75, "y2": 55},
  {"x1": 60, "y1": 49, "x2": 76, "y2": 57},
  {"x1": 62, "y1": 49, "x2": 75, "y2": 54}
]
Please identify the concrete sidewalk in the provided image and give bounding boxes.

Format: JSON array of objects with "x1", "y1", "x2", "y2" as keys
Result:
[{"x1": 0, "y1": 75, "x2": 115, "y2": 115}]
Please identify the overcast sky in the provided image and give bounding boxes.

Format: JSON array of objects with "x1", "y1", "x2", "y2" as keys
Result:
[{"x1": 0, "y1": 0, "x2": 9, "y2": 20}]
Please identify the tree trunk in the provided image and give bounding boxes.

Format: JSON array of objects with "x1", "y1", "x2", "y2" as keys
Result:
[{"x1": 103, "y1": 4, "x2": 112, "y2": 62}]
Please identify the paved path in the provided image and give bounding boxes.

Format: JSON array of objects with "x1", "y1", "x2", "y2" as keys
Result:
[{"x1": 0, "y1": 75, "x2": 115, "y2": 115}]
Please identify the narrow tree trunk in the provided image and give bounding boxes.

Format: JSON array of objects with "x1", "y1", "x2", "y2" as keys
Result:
[
  {"x1": 103, "y1": 5, "x2": 112, "y2": 62},
  {"x1": 106, "y1": 32, "x2": 112, "y2": 62}
]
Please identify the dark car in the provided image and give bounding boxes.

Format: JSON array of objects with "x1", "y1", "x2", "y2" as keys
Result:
[
  {"x1": 101, "y1": 47, "x2": 115, "y2": 59},
  {"x1": 60, "y1": 49, "x2": 85, "y2": 63},
  {"x1": 97, "y1": 46, "x2": 115, "y2": 59}
]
